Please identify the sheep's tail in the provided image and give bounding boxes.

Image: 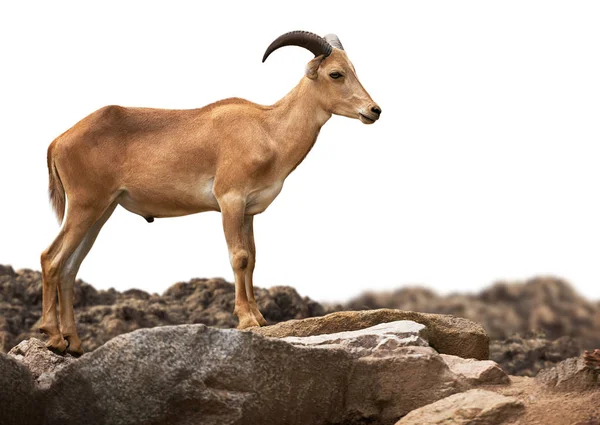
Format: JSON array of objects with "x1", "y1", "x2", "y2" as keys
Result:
[{"x1": 47, "y1": 142, "x2": 65, "y2": 224}]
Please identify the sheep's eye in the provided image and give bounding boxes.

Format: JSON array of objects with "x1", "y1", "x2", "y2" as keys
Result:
[{"x1": 329, "y1": 72, "x2": 342, "y2": 79}]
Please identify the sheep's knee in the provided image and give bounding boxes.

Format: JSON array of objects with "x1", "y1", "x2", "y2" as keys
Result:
[
  {"x1": 41, "y1": 251, "x2": 60, "y2": 282},
  {"x1": 231, "y1": 249, "x2": 249, "y2": 271}
]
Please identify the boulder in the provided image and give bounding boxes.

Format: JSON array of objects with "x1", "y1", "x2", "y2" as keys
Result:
[
  {"x1": 441, "y1": 354, "x2": 510, "y2": 386},
  {"x1": 0, "y1": 352, "x2": 42, "y2": 425},
  {"x1": 8, "y1": 337, "x2": 76, "y2": 389},
  {"x1": 395, "y1": 389, "x2": 524, "y2": 425},
  {"x1": 536, "y1": 355, "x2": 600, "y2": 391},
  {"x1": 253, "y1": 309, "x2": 490, "y2": 360},
  {"x1": 35, "y1": 323, "x2": 464, "y2": 425}
]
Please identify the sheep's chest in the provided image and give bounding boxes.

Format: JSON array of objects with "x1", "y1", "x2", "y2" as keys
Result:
[{"x1": 245, "y1": 181, "x2": 284, "y2": 214}]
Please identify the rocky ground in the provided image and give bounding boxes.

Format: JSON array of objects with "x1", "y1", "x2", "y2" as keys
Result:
[
  {"x1": 1, "y1": 264, "x2": 599, "y2": 376},
  {"x1": 2, "y1": 311, "x2": 599, "y2": 425}
]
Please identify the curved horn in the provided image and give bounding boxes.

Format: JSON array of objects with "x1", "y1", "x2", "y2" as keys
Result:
[
  {"x1": 324, "y1": 34, "x2": 344, "y2": 51},
  {"x1": 262, "y1": 30, "x2": 333, "y2": 63}
]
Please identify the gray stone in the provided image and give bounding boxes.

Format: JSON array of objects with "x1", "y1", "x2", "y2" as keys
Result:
[
  {"x1": 441, "y1": 354, "x2": 510, "y2": 386},
  {"x1": 36, "y1": 324, "x2": 464, "y2": 425},
  {"x1": 282, "y1": 320, "x2": 429, "y2": 357},
  {"x1": 396, "y1": 389, "x2": 525, "y2": 425},
  {"x1": 0, "y1": 352, "x2": 42, "y2": 425}
]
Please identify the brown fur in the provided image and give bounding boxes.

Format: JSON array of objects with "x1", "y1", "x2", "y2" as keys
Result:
[{"x1": 39, "y1": 48, "x2": 380, "y2": 355}]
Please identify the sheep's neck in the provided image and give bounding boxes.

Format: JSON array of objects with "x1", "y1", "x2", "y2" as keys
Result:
[{"x1": 269, "y1": 77, "x2": 332, "y2": 174}]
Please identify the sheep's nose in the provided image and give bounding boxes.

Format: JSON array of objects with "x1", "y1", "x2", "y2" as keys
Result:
[{"x1": 371, "y1": 106, "x2": 382, "y2": 116}]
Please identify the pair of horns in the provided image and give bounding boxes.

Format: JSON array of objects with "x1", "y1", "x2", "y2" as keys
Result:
[{"x1": 262, "y1": 31, "x2": 344, "y2": 63}]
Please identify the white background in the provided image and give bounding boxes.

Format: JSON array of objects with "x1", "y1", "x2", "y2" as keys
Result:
[{"x1": 1, "y1": 1, "x2": 599, "y2": 302}]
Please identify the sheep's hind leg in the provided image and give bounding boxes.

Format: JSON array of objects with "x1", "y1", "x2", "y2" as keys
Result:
[
  {"x1": 40, "y1": 200, "x2": 113, "y2": 354},
  {"x1": 58, "y1": 201, "x2": 117, "y2": 356},
  {"x1": 40, "y1": 228, "x2": 69, "y2": 354}
]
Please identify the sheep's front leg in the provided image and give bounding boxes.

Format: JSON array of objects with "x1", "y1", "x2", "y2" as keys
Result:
[
  {"x1": 243, "y1": 215, "x2": 268, "y2": 326},
  {"x1": 220, "y1": 194, "x2": 261, "y2": 329}
]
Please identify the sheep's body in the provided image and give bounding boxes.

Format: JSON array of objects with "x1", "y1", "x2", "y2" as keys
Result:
[{"x1": 40, "y1": 31, "x2": 381, "y2": 356}]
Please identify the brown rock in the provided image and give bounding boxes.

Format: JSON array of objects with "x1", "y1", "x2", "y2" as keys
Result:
[
  {"x1": 441, "y1": 354, "x2": 510, "y2": 385},
  {"x1": 395, "y1": 389, "x2": 524, "y2": 425},
  {"x1": 536, "y1": 355, "x2": 600, "y2": 391},
  {"x1": 253, "y1": 309, "x2": 490, "y2": 360}
]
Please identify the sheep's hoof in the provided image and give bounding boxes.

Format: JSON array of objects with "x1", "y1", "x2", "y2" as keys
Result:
[
  {"x1": 251, "y1": 310, "x2": 268, "y2": 327},
  {"x1": 65, "y1": 336, "x2": 84, "y2": 357},
  {"x1": 46, "y1": 335, "x2": 68, "y2": 354},
  {"x1": 237, "y1": 315, "x2": 261, "y2": 330}
]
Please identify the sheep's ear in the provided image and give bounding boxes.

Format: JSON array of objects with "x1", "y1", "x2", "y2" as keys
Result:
[{"x1": 305, "y1": 54, "x2": 325, "y2": 80}]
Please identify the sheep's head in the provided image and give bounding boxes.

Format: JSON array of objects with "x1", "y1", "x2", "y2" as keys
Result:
[{"x1": 263, "y1": 31, "x2": 381, "y2": 125}]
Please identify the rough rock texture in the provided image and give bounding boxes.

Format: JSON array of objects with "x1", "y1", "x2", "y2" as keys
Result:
[
  {"x1": 0, "y1": 352, "x2": 42, "y2": 425},
  {"x1": 34, "y1": 325, "x2": 463, "y2": 425},
  {"x1": 282, "y1": 320, "x2": 429, "y2": 357},
  {"x1": 536, "y1": 354, "x2": 600, "y2": 391},
  {"x1": 441, "y1": 354, "x2": 510, "y2": 386},
  {"x1": 253, "y1": 309, "x2": 490, "y2": 360},
  {"x1": 395, "y1": 389, "x2": 525, "y2": 425},
  {"x1": 584, "y1": 349, "x2": 600, "y2": 370},
  {"x1": 0, "y1": 266, "x2": 328, "y2": 353},
  {"x1": 490, "y1": 333, "x2": 582, "y2": 376},
  {"x1": 8, "y1": 338, "x2": 76, "y2": 389}
]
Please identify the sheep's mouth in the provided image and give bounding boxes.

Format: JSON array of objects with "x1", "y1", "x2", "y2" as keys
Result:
[{"x1": 359, "y1": 113, "x2": 377, "y2": 124}]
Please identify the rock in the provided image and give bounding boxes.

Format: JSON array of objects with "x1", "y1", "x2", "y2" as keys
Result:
[
  {"x1": 253, "y1": 309, "x2": 490, "y2": 360},
  {"x1": 0, "y1": 352, "x2": 42, "y2": 425},
  {"x1": 584, "y1": 349, "x2": 600, "y2": 370},
  {"x1": 441, "y1": 354, "x2": 510, "y2": 386},
  {"x1": 282, "y1": 320, "x2": 429, "y2": 357},
  {"x1": 395, "y1": 389, "x2": 525, "y2": 425},
  {"x1": 38, "y1": 324, "x2": 464, "y2": 425},
  {"x1": 0, "y1": 264, "x2": 15, "y2": 276},
  {"x1": 8, "y1": 337, "x2": 76, "y2": 389},
  {"x1": 490, "y1": 333, "x2": 581, "y2": 376},
  {"x1": 345, "y1": 345, "x2": 464, "y2": 423},
  {"x1": 536, "y1": 355, "x2": 600, "y2": 391}
]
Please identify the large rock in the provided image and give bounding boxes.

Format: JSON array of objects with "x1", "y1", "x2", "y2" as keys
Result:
[
  {"x1": 441, "y1": 354, "x2": 510, "y2": 386},
  {"x1": 36, "y1": 323, "x2": 464, "y2": 425},
  {"x1": 253, "y1": 309, "x2": 490, "y2": 360},
  {"x1": 396, "y1": 389, "x2": 524, "y2": 425},
  {"x1": 536, "y1": 354, "x2": 600, "y2": 391},
  {"x1": 0, "y1": 352, "x2": 42, "y2": 425}
]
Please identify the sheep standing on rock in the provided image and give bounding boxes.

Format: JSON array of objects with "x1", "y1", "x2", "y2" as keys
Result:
[{"x1": 39, "y1": 30, "x2": 381, "y2": 356}]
